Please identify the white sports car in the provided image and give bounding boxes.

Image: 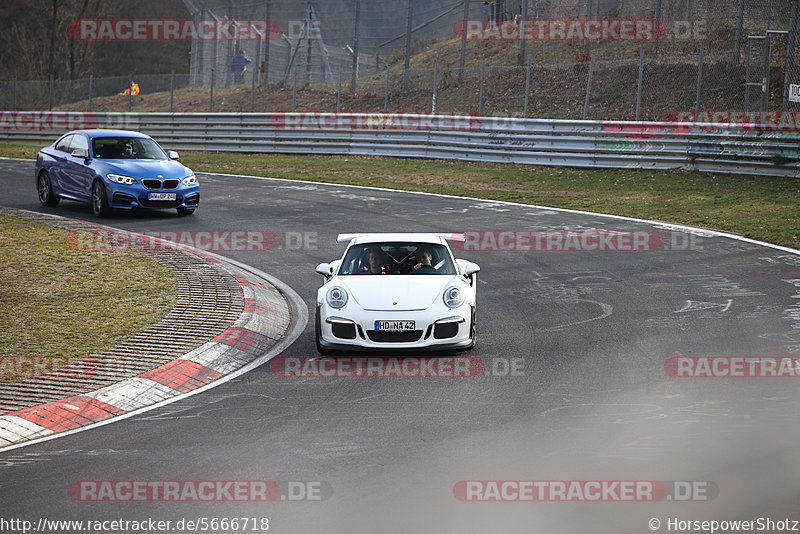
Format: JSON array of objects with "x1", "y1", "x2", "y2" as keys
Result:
[{"x1": 315, "y1": 233, "x2": 480, "y2": 352}]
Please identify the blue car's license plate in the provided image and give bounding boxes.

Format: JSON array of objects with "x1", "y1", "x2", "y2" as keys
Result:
[
  {"x1": 148, "y1": 192, "x2": 176, "y2": 201},
  {"x1": 375, "y1": 320, "x2": 415, "y2": 332}
]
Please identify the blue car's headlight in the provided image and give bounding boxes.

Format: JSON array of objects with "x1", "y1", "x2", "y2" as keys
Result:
[
  {"x1": 326, "y1": 286, "x2": 348, "y2": 309},
  {"x1": 107, "y1": 174, "x2": 137, "y2": 185},
  {"x1": 443, "y1": 286, "x2": 464, "y2": 308},
  {"x1": 182, "y1": 174, "x2": 197, "y2": 186}
]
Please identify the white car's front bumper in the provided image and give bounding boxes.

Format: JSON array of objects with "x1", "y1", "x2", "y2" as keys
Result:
[{"x1": 317, "y1": 304, "x2": 475, "y2": 351}]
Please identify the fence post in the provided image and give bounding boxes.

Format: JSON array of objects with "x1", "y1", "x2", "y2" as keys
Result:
[
  {"x1": 128, "y1": 74, "x2": 132, "y2": 112},
  {"x1": 635, "y1": 49, "x2": 644, "y2": 121},
  {"x1": 351, "y1": 0, "x2": 360, "y2": 94},
  {"x1": 584, "y1": 0, "x2": 591, "y2": 55},
  {"x1": 518, "y1": 0, "x2": 528, "y2": 66},
  {"x1": 583, "y1": 54, "x2": 594, "y2": 120},
  {"x1": 264, "y1": 0, "x2": 271, "y2": 84},
  {"x1": 734, "y1": 0, "x2": 745, "y2": 63},
  {"x1": 49, "y1": 75, "x2": 53, "y2": 111},
  {"x1": 695, "y1": 44, "x2": 704, "y2": 114},
  {"x1": 459, "y1": 0, "x2": 469, "y2": 81},
  {"x1": 170, "y1": 70, "x2": 174, "y2": 113},
  {"x1": 523, "y1": 58, "x2": 531, "y2": 118},
  {"x1": 403, "y1": 0, "x2": 414, "y2": 90},
  {"x1": 88, "y1": 75, "x2": 93, "y2": 112},
  {"x1": 761, "y1": 34, "x2": 771, "y2": 111},
  {"x1": 293, "y1": 70, "x2": 297, "y2": 112},
  {"x1": 251, "y1": 67, "x2": 256, "y2": 112},
  {"x1": 384, "y1": 65, "x2": 390, "y2": 112},
  {"x1": 479, "y1": 60, "x2": 485, "y2": 116},
  {"x1": 337, "y1": 70, "x2": 342, "y2": 113},
  {"x1": 210, "y1": 68, "x2": 215, "y2": 113},
  {"x1": 12, "y1": 77, "x2": 16, "y2": 110},
  {"x1": 432, "y1": 63, "x2": 437, "y2": 113},
  {"x1": 782, "y1": 0, "x2": 799, "y2": 111}
]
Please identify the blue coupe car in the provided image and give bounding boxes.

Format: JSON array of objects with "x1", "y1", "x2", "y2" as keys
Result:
[{"x1": 35, "y1": 129, "x2": 199, "y2": 217}]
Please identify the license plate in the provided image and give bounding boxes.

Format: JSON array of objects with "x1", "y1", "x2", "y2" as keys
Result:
[
  {"x1": 148, "y1": 192, "x2": 176, "y2": 201},
  {"x1": 375, "y1": 320, "x2": 415, "y2": 332}
]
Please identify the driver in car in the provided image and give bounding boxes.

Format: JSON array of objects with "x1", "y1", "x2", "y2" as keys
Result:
[{"x1": 413, "y1": 247, "x2": 434, "y2": 271}]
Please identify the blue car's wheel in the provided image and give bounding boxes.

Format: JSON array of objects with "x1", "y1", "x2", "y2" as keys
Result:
[
  {"x1": 37, "y1": 171, "x2": 60, "y2": 207},
  {"x1": 92, "y1": 180, "x2": 110, "y2": 218}
]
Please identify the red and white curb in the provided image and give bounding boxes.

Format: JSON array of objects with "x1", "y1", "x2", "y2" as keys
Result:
[{"x1": 0, "y1": 253, "x2": 293, "y2": 450}]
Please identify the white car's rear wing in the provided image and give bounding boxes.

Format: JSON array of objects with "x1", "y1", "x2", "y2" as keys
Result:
[{"x1": 336, "y1": 233, "x2": 465, "y2": 243}]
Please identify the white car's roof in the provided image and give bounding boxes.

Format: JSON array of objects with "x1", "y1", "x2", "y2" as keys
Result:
[{"x1": 337, "y1": 233, "x2": 464, "y2": 245}]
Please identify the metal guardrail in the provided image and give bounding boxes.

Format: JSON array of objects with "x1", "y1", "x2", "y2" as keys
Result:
[{"x1": 1, "y1": 111, "x2": 798, "y2": 177}]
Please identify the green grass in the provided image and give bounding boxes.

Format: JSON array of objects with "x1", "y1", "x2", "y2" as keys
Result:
[
  {"x1": 179, "y1": 150, "x2": 800, "y2": 249},
  {"x1": 3, "y1": 143, "x2": 799, "y2": 249},
  {"x1": 0, "y1": 213, "x2": 176, "y2": 361}
]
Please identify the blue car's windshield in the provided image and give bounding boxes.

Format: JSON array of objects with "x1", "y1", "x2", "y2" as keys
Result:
[
  {"x1": 339, "y1": 242, "x2": 455, "y2": 275},
  {"x1": 92, "y1": 137, "x2": 167, "y2": 160}
]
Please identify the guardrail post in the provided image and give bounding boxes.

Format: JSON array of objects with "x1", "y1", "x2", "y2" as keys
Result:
[
  {"x1": 170, "y1": 70, "x2": 174, "y2": 113},
  {"x1": 695, "y1": 44, "x2": 704, "y2": 114},
  {"x1": 432, "y1": 63, "x2": 438, "y2": 113},
  {"x1": 384, "y1": 65, "x2": 390, "y2": 112},
  {"x1": 209, "y1": 68, "x2": 215, "y2": 113},
  {"x1": 523, "y1": 59, "x2": 531, "y2": 118},
  {"x1": 636, "y1": 49, "x2": 644, "y2": 121},
  {"x1": 88, "y1": 75, "x2": 93, "y2": 112},
  {"x1": 583, "y1": 54, "x2": 594, "y2": 120},
  {"x1": 479, "y1": 60, "x2": 485, "y2": 116}
]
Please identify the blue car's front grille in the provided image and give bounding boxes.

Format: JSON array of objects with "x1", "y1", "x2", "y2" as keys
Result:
[
  {"x1": 142, "y1": 179, "x2": 161, "y2": 189},
  {"x1": 163, "y1": 179, "x2": 180, "y2": 189}
]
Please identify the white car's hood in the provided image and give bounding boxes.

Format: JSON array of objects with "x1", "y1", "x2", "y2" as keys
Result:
[{"x1": 341, "y1": 275, "x2": 457, "y2": 311}]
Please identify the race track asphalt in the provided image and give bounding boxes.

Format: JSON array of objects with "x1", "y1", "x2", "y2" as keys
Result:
[{"x1": 2, "y1": 158, "x2": 799, "y2": 533}]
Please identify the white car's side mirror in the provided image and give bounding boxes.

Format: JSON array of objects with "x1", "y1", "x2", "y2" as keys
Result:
[
  {"x1": 457, "y1": 259, "x2": 481, "y2": 277},
  {"x1": 168, "y1": 150, "x2": 180, "y2": 160},
  {"x1": 71, "y1": 148, "x2": 89, "y2": 159},
  {"x1": 316, "y1": 262, "x2": 333, "y2": 278}
]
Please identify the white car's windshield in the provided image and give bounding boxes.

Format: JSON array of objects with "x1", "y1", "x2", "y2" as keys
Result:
[
  {"x1": 339, "y1": 242, "x2": 455, "y2": 275},
  {"x1": 92, "y1": 137, "x2": 167, "y2": 160}
]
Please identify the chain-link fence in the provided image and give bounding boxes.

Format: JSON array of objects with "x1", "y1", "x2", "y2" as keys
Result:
[{"x1": 0, "y1": 0, "x2": 795, "y2": 121}]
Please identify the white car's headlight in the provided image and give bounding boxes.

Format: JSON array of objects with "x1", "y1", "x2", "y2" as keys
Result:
[
  {"x1": 443, "y1": 286, "x2": 464, "y2": 308},
  {"x1": 107, "y1": 173, "x2": 136, "y2": 185},
  {"x1": 326, "y1": 286, "x2": 348, "y2": 309},
  {"x1": 182, "y1": 174, "x2": 197, "y2": 186}
]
